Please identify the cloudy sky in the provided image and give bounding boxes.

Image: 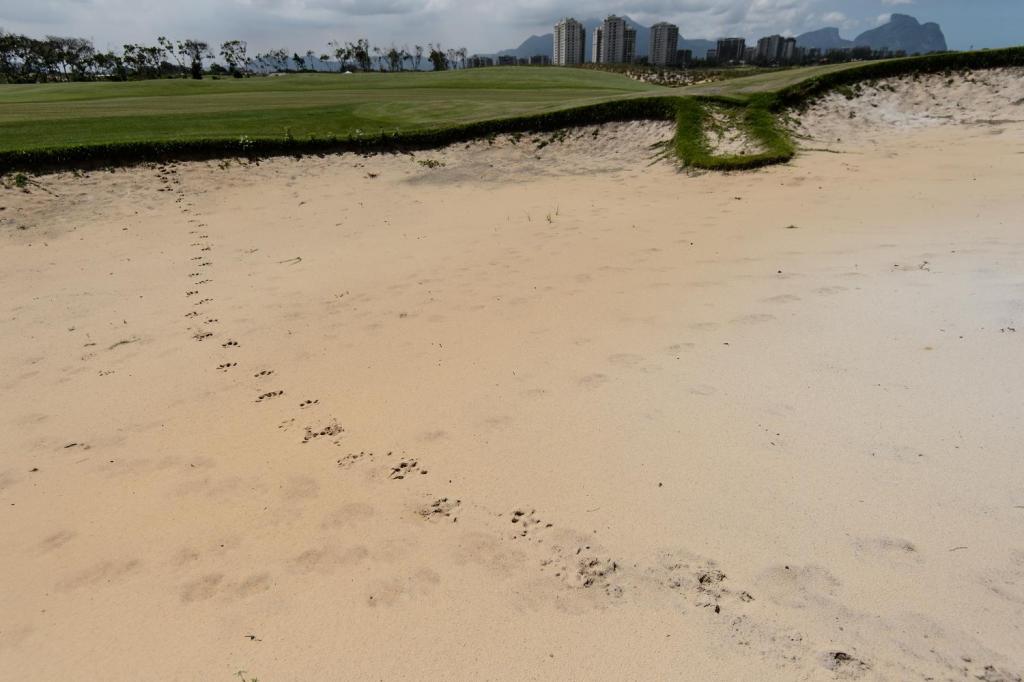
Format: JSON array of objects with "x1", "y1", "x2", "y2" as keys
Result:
[{"x1": 1, "y1": 0, "x2": 1020, "y2": 55}]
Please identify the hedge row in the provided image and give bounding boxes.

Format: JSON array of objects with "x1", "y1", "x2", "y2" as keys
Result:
[
  {"x1": 0, "y1": 96, "x2": 682, "y2": 175},
  {"x1": 771, "y1": 46, "x2": 1024, "y2": 109}
]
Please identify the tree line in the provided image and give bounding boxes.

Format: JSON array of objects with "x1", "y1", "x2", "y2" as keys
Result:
[{"x1": 0, "y1": 30, "x2": 471, "y2": 83}]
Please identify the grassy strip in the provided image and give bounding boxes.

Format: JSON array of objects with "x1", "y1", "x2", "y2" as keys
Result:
[
  {"x1": 0, "y1": 96, "x2": 681, "y2": 174},
  {"x1": 674, "y1": 96, "x2": 794, "y2": 171},
  {"x1": 772, "y1": 46, "x2": 1024, "y2": 108}
]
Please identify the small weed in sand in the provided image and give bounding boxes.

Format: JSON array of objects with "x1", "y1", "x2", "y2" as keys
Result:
[{"x1": 417, "y1": 159, "x2": 445, "y2": 169}]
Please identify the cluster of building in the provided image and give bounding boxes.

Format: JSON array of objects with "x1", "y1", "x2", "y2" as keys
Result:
[
  {"x1": 470, "y1": 54, "x2": 551, "y2": 68},
  {"x1": 551, "y1": 16, "x2": 907, "y2": 69}
]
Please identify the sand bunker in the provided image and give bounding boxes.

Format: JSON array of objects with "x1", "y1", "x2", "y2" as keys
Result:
[
  {"x1": 2, "y1": 88, "x2": 1024, "y2": 681},
  {"x1": 792, "y1": 67, "x2": 1024, "y2": 144}
]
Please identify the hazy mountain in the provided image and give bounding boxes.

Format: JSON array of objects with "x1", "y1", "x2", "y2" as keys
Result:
[
  {"x1": 795, "y1": 27, "x2": 854, "y2": 51},
  {"x1": 797, "y1": 15, "x2": 947, "y2": 54},
  {"x1": 854, "y1": 14, "x2": 947, "y2": 54}
]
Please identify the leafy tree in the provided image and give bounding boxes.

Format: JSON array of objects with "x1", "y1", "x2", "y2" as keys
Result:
[
  {"x1": 177, "y1": 39, "x2": 212, "y2": 79},
  {"x1": 428, "y1": 43, "x2": 446, "y2": 71},
  {"x1": 219, "y1": 40, "x2": 247, "y2": 76}
]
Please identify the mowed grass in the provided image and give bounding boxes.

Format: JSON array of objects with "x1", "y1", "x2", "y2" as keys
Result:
[
  {"x1": 0, "y1": 68, "x2": 665, "y2": 152},
  {"x1": 680, "y1": 62, "x2": 871, "y2": 100}
]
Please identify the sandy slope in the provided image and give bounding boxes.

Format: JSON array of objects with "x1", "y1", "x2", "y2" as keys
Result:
[
  {"x1": 1, "y1": 112, "x2": 1023, "y2": 681},
  {"x1": 792, "y1": 67, "x2": 1024, "y2": 145}
]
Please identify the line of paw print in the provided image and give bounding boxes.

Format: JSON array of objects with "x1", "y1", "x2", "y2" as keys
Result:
[
  {"x1": 255, "y1": 390, "x2": 284, "y2": 403},
  {"x1": 302, "y1": 419, "x2": 344, "y2": 444},
  {"x1": 508, "y1": 509, "x2": 553, "y2": 540},
  {"x1": 194, "y1": 298, "x2": 213, "y2": 306},
  {"x1": 217, "y1": 363, "x2": 237, "y2": 372},
  {"x1": 299, "y1": 399, "x2": 319, "y2": 409},
  {"x1": 186, "y1": 290, "x2": 199, "y2": 297},
  {"x1": 221, "y1": 339, "x2": 239, "y2": 348},
  {"x1": 337, "y1": 450, "x2": 379, "y2": 469},
  {"x1": 254, "y1": 369, "x2": 274, "y2": 378},
  {"x1": 193, "y1": 332, "x2": 213, "y2": 341},
  {"x1": 419, "y1": 497, "x2": 461, "y2": 522}
]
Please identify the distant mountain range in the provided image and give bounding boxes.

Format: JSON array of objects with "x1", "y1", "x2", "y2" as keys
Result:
[
  {"x1": 796, "y1": 14, "x2": 947, "y2": 53},
  {"x1": 497, "y1": 13, "x2": 946, "y2": 61}
]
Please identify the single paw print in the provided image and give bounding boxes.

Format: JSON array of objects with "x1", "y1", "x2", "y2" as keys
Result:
[
  {"x1": 389, "y1": 458, "x2": 426, "y2": 479},
  {"x1": 222, "y1": 339, "x2": 239, "y2": 348},
  {"x1": 302, "y1": 419, "x2": 344, "y2": 444},
  {"x1": 419, "y1": 497, "x2": 461, "y2": 521}
]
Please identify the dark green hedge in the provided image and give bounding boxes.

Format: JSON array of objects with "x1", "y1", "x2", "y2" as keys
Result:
[
  {"x1": 0, "y1": 97, "x2": 682, "y2": 174},
  {"x1": 772, "y1": 46, "x2": 1024, "y2": 109}
]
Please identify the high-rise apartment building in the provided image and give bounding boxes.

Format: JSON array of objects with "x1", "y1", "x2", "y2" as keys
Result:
[
  {"x1": 715, "y1": 37, "x2": 747, "y2": 63},
  {"x1": 592, "y1": 15, "x2": 637, "y2": 64},
  {"x1": 650, "y1": 22, "x2": 680, "y2": 67},
  {"x1": 553, "y1": 18, "x2": 586, "y2": 66}
]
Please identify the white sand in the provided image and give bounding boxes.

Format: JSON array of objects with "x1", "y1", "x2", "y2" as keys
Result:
[
  {"x1": 792, "y1": 67, "x2": 1024, "y2": 146},
  {"x1": 2, "y1": 93, "x2": 1023, "y2": 681}
]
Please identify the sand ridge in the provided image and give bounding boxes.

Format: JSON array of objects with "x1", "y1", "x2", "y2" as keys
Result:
[{"x1": 1, "y1": 99, "x2": 1024, "y2": 680}]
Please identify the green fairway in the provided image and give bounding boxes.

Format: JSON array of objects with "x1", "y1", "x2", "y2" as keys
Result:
[
  {"x1": 0, "y1": 68, "x2": 664, "y2": 152},
  {"x1": 679, "y1": 62, "x2": 870, "y2": 99}
]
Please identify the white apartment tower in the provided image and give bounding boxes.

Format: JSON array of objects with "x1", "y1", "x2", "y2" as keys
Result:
[
  {"x1": 650, "y1": 22, "x2": 680, "y2": 66},
  {"x1": 592, "y1": 15, "x2": 636, "y2": 64},
  {"x1": 553, "y1": 18, "x2": 586, "y2": 66}
]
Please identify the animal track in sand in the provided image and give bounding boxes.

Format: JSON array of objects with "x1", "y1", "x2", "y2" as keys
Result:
[
  {"x1": 205, "y1": 318, "x2": 218, "y2": 324},
  {"x1": 821, "y1": 651, "x2": 871, "y2": 677},
  {"x1": 419, "y1": 497, "x2": 461, "y2": 522},
  {"x1": 185, "y1": 290, "x2": 199, "y2": 297},
  {"x1": 221, "y1": 340, "x2": 239, "y2": 348},
  {"x1": 255, "y1": 391, "x2": 284, "y2": 403},
  {"x1": 302, "y1": 419, "x2": 344, "y2": 444},
  {"x1": 184, "y1": 311, "x2": 199, "y2": 318},
  {"x1": 192, "y1": 332, "x2": 213, "y2": 341},
  {"x1": 194, "y1": 298, "x2": 213, "y2": 306},
  {"x1": 337, "y1": 450, "x2": 380, "y2": 469},
  {"x1": 389, "y1": 458, "x2": 426, "y2": 479},
  {"x1": 254, "y1": 370, "x2": 274, "y2": 378},
  {"x1": 217, "y1": 363, "x2": 237, "y2": 371},
  {"x1": 508, "y1": 509, "x2": 553, "y2": 539}
]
